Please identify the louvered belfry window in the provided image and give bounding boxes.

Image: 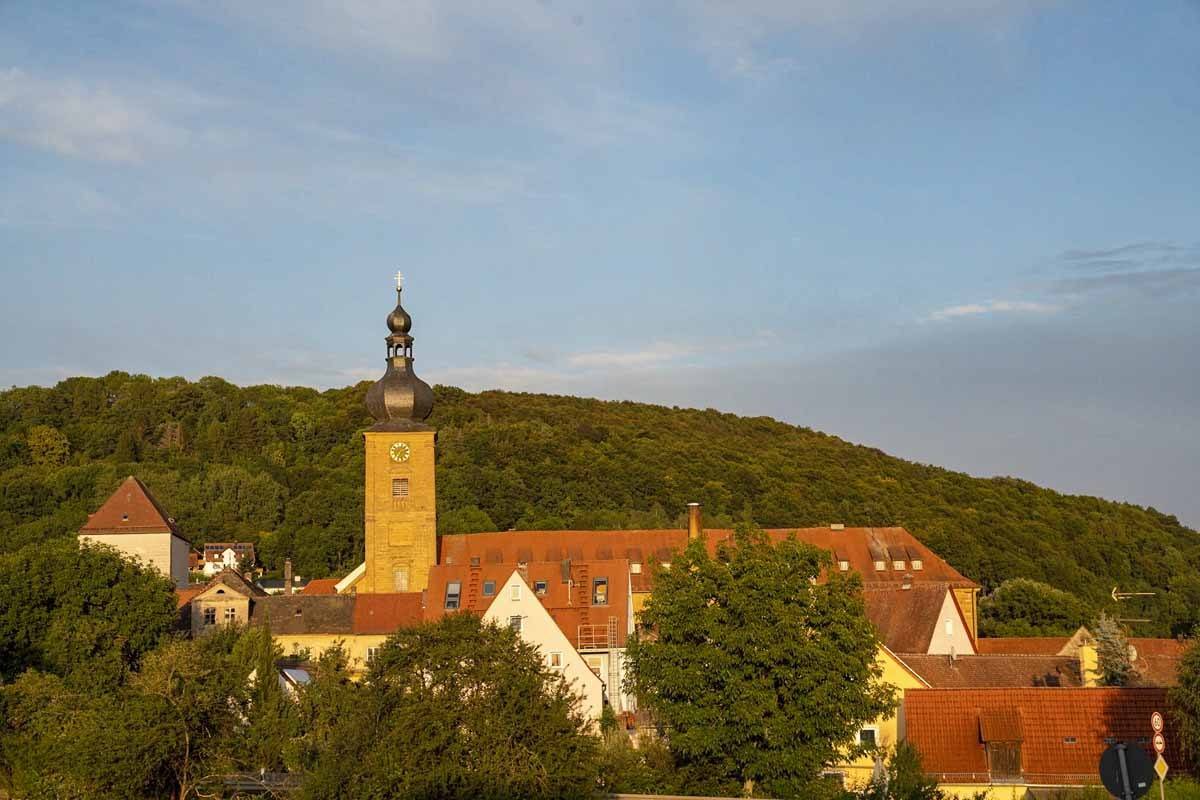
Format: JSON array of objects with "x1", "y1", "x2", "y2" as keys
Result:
[{"x1": 392, "y1": 477, "x2": 409, "y2": 498}]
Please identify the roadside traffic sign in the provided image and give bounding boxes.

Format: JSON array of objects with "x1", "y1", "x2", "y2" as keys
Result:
[
  {"x1": 1155, "y1": 754, "x2": 1169, "y2": 781},
  {"x1": 1151, "y1": 712, "x2": 1164, "y2": 733},
  {"x1": 1100, "y1": 743, "x2": 1154, "y2": 800},
  {"x1": 1153, "y1": 733, "x2": 1166, "y2": 754}
]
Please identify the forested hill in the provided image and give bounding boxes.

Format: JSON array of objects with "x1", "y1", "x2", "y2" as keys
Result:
[{"x1": 2, "y1": 372, "x2": 1198, "y2": 632}]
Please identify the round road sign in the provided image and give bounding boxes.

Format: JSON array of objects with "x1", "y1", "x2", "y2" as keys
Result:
[
  {"x1": 1100, "y1": 743, "x2": 1155, "y2": 800},
  {"x1": 1152, "y1": 712, "x2": 1164, "y2": 733},
  {"x1": 1154, "y1": 733, "x2": 1166, "y2": 754}
]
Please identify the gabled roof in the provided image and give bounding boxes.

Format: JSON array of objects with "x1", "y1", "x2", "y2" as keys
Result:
[
  {"x1": 437, "y1": 526, "x2": 977, "y2": 589},
  {"x1": 894, "y1": 654, "x2": 1082, "y2": 688},
  {"x1": 352, "y1": 593, "x2": 425, "y2": 634},
  {"x1": 302, "y1": 578, "x2": 340, "y2": 596},
  {"x1": 863, "y1": 584, "x2": 962, "y2": 653},
  {"x1": 175, "y1": 584, "x2": 205, "y2": 610},
  {"x1": 79, "y1": 476, "x2": 181, "y2": 536},
  {"x1": 905, "y1": 687, "x2": 1180, "y2": 785},
  {"x1": 202, "y1": 568, "x2": 268, "y2": 598},
  {"x1": 976, "y1": 637, "x2": 1071, "y2": 656}
]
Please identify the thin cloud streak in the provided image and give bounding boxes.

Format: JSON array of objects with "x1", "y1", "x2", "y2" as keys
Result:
[{"x1": 926, "y1": 300, "x2": 1061, "y2": 322}]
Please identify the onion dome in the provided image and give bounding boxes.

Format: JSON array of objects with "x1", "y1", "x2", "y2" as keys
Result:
[{"x1": 365, "y1": 272, "x2": 434, "y2": 425}]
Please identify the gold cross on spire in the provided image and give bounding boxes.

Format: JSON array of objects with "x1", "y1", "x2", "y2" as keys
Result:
[{"x1": 395, "y1": 270, "x2": 404, "y2": 290}]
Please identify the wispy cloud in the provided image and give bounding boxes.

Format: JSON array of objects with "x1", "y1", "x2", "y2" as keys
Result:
[
  {"x1": 0, "y1": 68, "x2": 197, "y2": 162},
  {"x1": 926, "y1": 299, "x2": 1061, "y2": 322},
  {"x1": 566, "y1": 341, "x2": 700, "y2": 369},
  {"x1": 1048, "y1": 241, "x2": 1200, "y2": 298}
]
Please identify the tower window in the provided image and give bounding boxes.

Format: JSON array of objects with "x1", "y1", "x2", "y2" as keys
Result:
[
  {"x1": 393, "y1": 568, "x2": 409, "y2": 592},
  {"x1": 445, "y1": 581, "x2": 462, "y2": 610},
  {"x1": 392, "y1": 478, "x2": 409, "y2": 498}
]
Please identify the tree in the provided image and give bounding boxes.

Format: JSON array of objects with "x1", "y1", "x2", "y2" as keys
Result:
[
  {"x1": 0, "y1": 540, "x2": 178, "y2": 685},
  {"x1": 858, "y1": 742, "x2": 947, "y2": 800},
  {"x1": 301, "y1": 614, "x2": 597, "y2": 800},
  {"x1": 979, "y1": 578, "x2": 1093, "y2": 637},
  {"x1": 1, "y1": 631, "x2": 251, "y2": 800},
  {"x1": 25, "y1": 425, "x2": 69, "y2": 467},
  {"x1": 1170, "y1": 642, "x2": 1200, "y2": 772},
  {"x1": 624, "y1": 525, "x2": 896, "y2": 798},
  {"x1": 1093, "y1": 612, "x2": 1133, "y2": 687}
]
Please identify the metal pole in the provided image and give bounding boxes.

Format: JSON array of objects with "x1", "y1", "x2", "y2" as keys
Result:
[{"x1": 1117, "y1": 743, "x2": 1134, "y2": 800}]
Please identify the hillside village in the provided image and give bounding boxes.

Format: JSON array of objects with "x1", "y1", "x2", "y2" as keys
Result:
[{"x1": 54, "y1": 279, "x2": 1195, "y2": 799}]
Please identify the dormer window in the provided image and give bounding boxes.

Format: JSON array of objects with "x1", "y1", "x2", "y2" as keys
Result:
[
  {"x1": 874, "y1": 560, "x2": 886, "y2": 571},
  {"x1": 445, "y1": 581, "x2": 462, "y2": 610},
  {"x1": 534, "y1": 580, "x2": 547, "y2": 596},
  {"x1": 630, "y1": 563, "x2": 642, "y2": 574},
  {"x1": 839, "y1": 560, "x2": 850, "y2": 572},
  {"x1": 911, "y1": 559, "x2": 923, "y2": 570},
  {"x1": 893, "y1": 559, "x2": 906, "y2": 571}
]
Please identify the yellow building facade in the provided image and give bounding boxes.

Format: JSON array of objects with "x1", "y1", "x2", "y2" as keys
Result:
[{"x1": 361, "y1": 429, "x2": 437, "y2": 594}]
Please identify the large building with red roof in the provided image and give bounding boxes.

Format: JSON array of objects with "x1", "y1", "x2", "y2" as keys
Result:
[{"x1": 78, "y1": 475, "x2": 190, "y2": 586}]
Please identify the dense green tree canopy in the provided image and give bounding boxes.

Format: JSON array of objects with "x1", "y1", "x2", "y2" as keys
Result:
[
  {"x1": 978, "y1": 577, "x2": 1093, "y2": 637},
  {"x1": 625, "y1": 525, "x2": 896, "y2": 798},
  {"x1": 0, "y1": 540, "x2": 178, "y2": 686},
  {"x1": 2, "y1": 372, "x2": 1196, "y2": 632},
  {"x1": 300, "y1": 614, "x2": 596, "y2": 800}
]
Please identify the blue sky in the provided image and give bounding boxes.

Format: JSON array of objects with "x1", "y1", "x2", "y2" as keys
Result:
[{"x1": 2, "y1": 1, "x2": 1199, "y2": 526}]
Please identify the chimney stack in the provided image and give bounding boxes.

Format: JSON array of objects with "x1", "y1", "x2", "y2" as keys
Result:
[
  {"x1": 284, "y1": 558, "x2": 293, "y2": 596},
  {"x1": 687, "y1": 502, "x2": 702, "y2": 541}
]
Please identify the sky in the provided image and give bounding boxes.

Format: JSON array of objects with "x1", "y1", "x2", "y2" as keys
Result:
[{"x1": 2, "y1": 1, "x2": 1198, "y2": 527}]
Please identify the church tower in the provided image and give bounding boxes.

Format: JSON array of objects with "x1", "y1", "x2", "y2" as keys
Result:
[{"x1": 360, "y1": 273, "x2": 437, "y2": 594}]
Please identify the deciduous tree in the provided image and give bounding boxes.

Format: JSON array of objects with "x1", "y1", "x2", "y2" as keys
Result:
[{"x1": 625, "y1": 524, "x2": 896, "y2": 798}]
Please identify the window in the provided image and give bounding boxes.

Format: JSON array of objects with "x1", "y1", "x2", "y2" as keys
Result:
[
  {"x1": 294, "y1": 607, "x2": 303, "y2": 617},
  {"x1": 223, "y1": 607, "x2": 237, "y2": 623},
  {"x1": 944, "y1": 619, "x2": 954, "y2": 636},
  {"x1": 391, "y1": 477, "x2": 409, "y2": 498},
  {"x1": 893, "y1": 560, "x2": 905, "y2": 571},
  {"x1": 203, "y1": 607, "x2": 216, "y2": 626},
  {"x1": 549, "y1": 652, "x2": 563, "y2": 668},
  {"x1": 445, "y1": 581, "x2": 462, "y2": 610},
  {"x1": 592, "y1": 577, "x2": 609, "y2": 605},
  {"x1": 534, "y1": 580, "x2": 548, "y2": 596},
  {"x1": 367, "y1": 646, "x2": 380, "y2": 664},
  {"x1": 839, "y1": 560, "x2": 850, "y2": 571},
  {"x1": 1063, "y1": 737, "x2": 1077, "y2": 744},
  {"x1": 393, "y1": 568, "x2": 409, "y2": 592},
  {"x1": 510, "y1": 583, "x2": 521, "y2": 601},
  {"x1": 508, "y1": 615, "x2": 522, "y2": 633},
  {"x1": 911, "y1": 558, "x2": 923, "y2": 570},
  {"x1": 630, "y1": 562, "x2": 642, "y2": 574},
  {"x1": 482, "y1": 580, "x2": 496, "y2": 597},
  {"x1": 859, "y1": 729, "x2": 877, "y2": 748},
  {"x1": 874, "y1": 560, "x2": 886, "y2": 571}
]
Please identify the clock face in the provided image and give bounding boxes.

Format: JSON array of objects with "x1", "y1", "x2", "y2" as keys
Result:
[{"x1": 389, "y1": 441, "x2": 412, "y2": 463}]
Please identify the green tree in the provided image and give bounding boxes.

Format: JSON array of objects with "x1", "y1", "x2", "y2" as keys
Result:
[
  {"x1": 1094, "y1": 612, "x2": 1133, "y2": 687},
  {"x1": 1170, "y1": 643, "x2": 1200, "y2": 773},
  {"x1": 858, "y1": 742, "x2": 946, "y2": 800},
  {"x1": 625, "y1": 525, "x2": 896, "y2": 798},
  {"x1": 1, "y1": 632, "x2": 249, "y2": 800},
  {"x1": 438, "y1": 505, "x2": 498, "y2": 534},
  {"x1": 301, "y1": 614, "x2": 597, "y2": 800},
  {"x1": 0, "y1": 540, "x2": 178, "y2": 685},
  {"x1": 979, "y1": 578, "x2": 1093, "y2": 637},
  {"x1": 25, "y1": 425, "x2": 69, "y2": 467}
]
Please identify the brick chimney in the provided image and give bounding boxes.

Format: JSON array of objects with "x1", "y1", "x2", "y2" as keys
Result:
[
  {"x1": 687, "y1": 502, "x2": 702, "y2": 541},
  {"x1": 284, "y1": 558, "x2": 293, "y2": 596}
]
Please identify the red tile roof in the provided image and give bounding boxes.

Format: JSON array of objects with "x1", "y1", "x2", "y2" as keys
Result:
[
  {"x1": 864, "y1": 585, "x2": 959, "y2": 653},
  {"x1": 438, "y1": 526, "x2": 976, "y2": 589},
  {"x1": 977, "y1": 637, "x2": 1071, "y2": 656},
  {"x1": 895, "y1": 654, "x2": 1082, "y2": 688},
  {"x1": 352, "y1": 593, "x2": 425, "y2": 634},
  {"x1": 905, "y1": 687, "x2": 1181, "y2": 785},
  {"x1": 175, "y1": 584, "x2": 205, "y2": 609},
  {"x1": 302, "y1": 578, "x2": 340, "y2": 596},
  {"x1": 79, "y1": 476, "x2": 180, "y2": 536}
]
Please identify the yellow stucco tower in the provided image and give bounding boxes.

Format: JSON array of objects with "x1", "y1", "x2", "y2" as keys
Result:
[{"x1": 360, "y1": 274, "x2": 437, "y2": 594}]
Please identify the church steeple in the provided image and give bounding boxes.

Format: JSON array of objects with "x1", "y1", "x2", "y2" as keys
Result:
[{"x1": 365, "y1": 272, "x2": 434, "y2": 424}]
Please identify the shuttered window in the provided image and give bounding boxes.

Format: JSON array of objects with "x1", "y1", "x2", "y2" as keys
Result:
[{"x1": 392, "y1": 478, "x2": 409, "y2": 498}]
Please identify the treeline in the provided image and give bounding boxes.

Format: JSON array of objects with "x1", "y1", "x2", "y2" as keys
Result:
[{"x1": 2, "y1": 371, "x2": 1198, "y2": 633}]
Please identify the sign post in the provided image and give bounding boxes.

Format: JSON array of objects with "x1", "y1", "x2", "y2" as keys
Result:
[{"x1": 1151, "y1": 711, "x2": 1168, "y2": 800}]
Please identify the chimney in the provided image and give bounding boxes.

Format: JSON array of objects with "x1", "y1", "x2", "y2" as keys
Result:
[
  {"x1": 687, "y1": 502, "x2": 702, "y2": 541},
  {"x1": 284, "y1": 559, "x2": 293, "y2": 596}
]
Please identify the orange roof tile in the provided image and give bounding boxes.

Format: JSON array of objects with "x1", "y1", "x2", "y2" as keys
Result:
[
  {"x1": 437, "y1": 527, "x2": 977, "y2": 589},
  {"x1": 895, "y1": 654, "x2": 1082, "y2": 688},
  {"x1": 175, "y1": 584, "x2": 204, "y2": 609},
  {"x1": 976, "y1": 637, "x2": 1071, "y2": 656},
  {"x1": 79, "y1": 476, "x2": 180, "y2": 536},
  {"x1": 302, "y1": 578, "x2": 339, "y2": 596},
  {"x1": 864, "y1": 585, "x2": 957, "y2": 653},
  {"x1": 352, "y1": 593, "x2": 425, "y2": 634},
  {"x1": 905, "y1": 687, "x2": 1181, "y2": 785}
]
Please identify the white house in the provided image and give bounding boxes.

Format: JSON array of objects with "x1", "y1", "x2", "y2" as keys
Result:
[
  {"x1": 77, "y1": 476, "x2": 190, "y2": 587},
  {"x1": 482, "y1": 570, "x2": 605, "y2": 724}
]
